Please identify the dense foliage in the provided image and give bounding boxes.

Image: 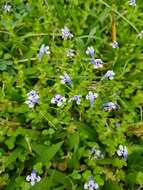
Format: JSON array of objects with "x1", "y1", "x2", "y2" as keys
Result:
[{"x1": 1, "y1": 0, "x2": 143, "y2": 189}]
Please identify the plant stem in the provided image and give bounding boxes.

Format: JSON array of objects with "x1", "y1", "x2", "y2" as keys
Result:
[
  {"x1": 112, "y1": 0, "x2": 117, "y2": 42},
  {"x1": 137, "y1": 185, "x2": 143, "y2": 190}
]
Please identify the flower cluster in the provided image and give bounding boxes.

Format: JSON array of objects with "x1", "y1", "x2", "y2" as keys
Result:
[
  {"x1": 51, "y1": 91, "x2": 99, "y2": 107},
  {"x1": 25, "y1": 90, "x2": 40, "y2": 108},
  {"x1": 84, "y1": 176, "x2": 99, "y2": 190},
  {"x1": 26, "y1": 170, "x2": 41, "y2": 186},
  {"x1": 117, "y1": 145, "x2": 128, "y2": 159},
  {"x1": 86, "y1": 46, "x2": 103, "y2": 69},
  {"x1": 38, "y1": 44, "x2": 50, "y2": 60}
]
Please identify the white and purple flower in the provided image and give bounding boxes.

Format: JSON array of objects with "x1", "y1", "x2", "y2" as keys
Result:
[
  {"x1": 84, "y1": 176, "x2": 99, "y2": 190},
  {"x1": 129, "y1": 0, "x2": 136, "y2": 6},
  {"x1": 38, "y1": 44, "x2": 50, "y2": 60},
  {"x1": 103, "y1": 102, "x2": 119, "y2": 111},
  {"x1": 4, "y1": 4, "x2": 11, "y2": 12},
  {"x1": 25, "y1": 90, "x2": 40, "y2": 108},
  {"x1": 69, "y1": 95, "x2": 82, "y2": 105},
  {"x1": 61, "y1": 26, "x2": 73, "y2": 40},
  {"x1": 26, "y1": 170, "x2": 41, "y2": 186},
  {"x1": 103, "y1": 70, "x2": 115, "y2": 80},
  {"x1": 86, "y1": 91, "x2": 98, "y2": 106},
  {"x1": 67, "y1": 48, "x2": 75, "y2": 58},
  {"x1": 86, "y1": 46, "x2": 95, "y2": 57},
  {"x1": 111, "y1": 41, "x2": 119, "y2": 48},
  {"x1": 117, "y1": 145, "x2": 128, "y2": 159},
  {"x1": 60, "y1": 72, "x2": 72, "y2": 86},
  {"x1": 51, "y1": 94, "x2": 66, "y2": 106},
  {"x1": 90, "y1": 147, "x2": 104, "y2": 159},
  {"x1": 91, "y1": 58, "x2": 103, "y2": 69}
]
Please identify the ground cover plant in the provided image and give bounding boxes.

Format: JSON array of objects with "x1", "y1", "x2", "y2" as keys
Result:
[{"x1": 1, "y1": 0, "x2": 143, "y2": 189}]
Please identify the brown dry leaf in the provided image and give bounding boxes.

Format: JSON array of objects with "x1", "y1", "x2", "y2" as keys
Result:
[{"x1": 53, "y1": 160, "x2": 68, "y2": 171}]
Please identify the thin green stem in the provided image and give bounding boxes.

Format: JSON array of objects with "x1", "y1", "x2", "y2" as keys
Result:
[
  {"x1": 39, "y1": 111, "x2": 57, "y2": 130},
  {"x1": 0, "y1": 30, "x2": 13, "y2": 35},
  {"x1": 25, "y1": 136, "x2": 33, "y2": 154}
]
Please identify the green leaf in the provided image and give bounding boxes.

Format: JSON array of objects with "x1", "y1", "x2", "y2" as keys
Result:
[
  {"x1": 0, "y1": 62, "x2": 7, "y2": 71},
  {"x1": 32, "y1": 141, "x2": 63, "y2": 164},
  {"x1": 48, "y1": 169, "x2": 72, "y2": 188},
  {"x1": 29, "y1": 177, "x2": 50, "y2": 190},
  {"x1": 104, "y1": 182, "x2": 123, "y2": 190},
  {"x1": 136, "y1": 172, "x2": 143, "y2": 185},
  {"x1": 3, "y1": 147, "x2": 24, "y2": 169},
  {"x1": 71, "y1": 170, "x2": 81, "y2": 180},
  {"x1": 5, "y1": 177, "x2": 16, "y2": 190},
  {"x1": 68, "y1": 131, "x2": 79, "y2": 152}
]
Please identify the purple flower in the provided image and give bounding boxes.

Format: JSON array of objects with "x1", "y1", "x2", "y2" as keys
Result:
[
  {"x1": 86, "y1": 46, "x2": 95, "y2": 57},
  {"x1": 103, "y1": 102, "x2": 119, "y2": 111},
  {"x1": 25, "y1": 90, "x2": 39, "y2": 108},
  {"x1": 129, "y1": 0, "x2": 136, "y2": 6},
  {"x1": 103, "y1": 70, "x2": 115, "y2": 80},
  {"x1": 25, "y1": 99, "x2": 35, "y2": 108},
  {"x1": 60, "y1": 72, "x2": 72, "y2": 86},
  {"x1": 86, "y1": 91, "x2": 98, "y2": 106},
  {"x1": 26, "y1": 90, "x2": 39, "y2": 103},
  {"x1": 111, "y1": 41, "x2": 119, "y2": 48},
  {"x1": 61, "y1": 26, "x2": 73, "y2": 40},
  {"x1": 91, "y1": 58, "x2": 103, "y2": 69},
  {"x1": 84, "y1": 176, "x2": 99, "y2": 190},
  {"x1": 38, "y1": 44, "x2": 50, "y2": 60},
  {"x1": 51, "y1": 94, "x2": 66, "y2": 106},
  {"x1": 117, "y1": 145, "x2": 128, "y2": 159},
  {"x1": 26, "y1": 170, "x2": 41, "y2": 186},
  {"x1": 69, "y1": 95, "x2": 82, "y2": 105}
]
